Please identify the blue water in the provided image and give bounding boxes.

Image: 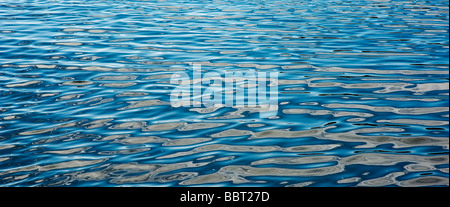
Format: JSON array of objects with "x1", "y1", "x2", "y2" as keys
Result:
[{"x1": 0, "y1": 0, "x2": 448, "y2": 187}]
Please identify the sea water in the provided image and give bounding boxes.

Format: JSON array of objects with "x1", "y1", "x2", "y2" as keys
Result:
[{"x1": 0, "y1": 0, "x2": 448, "y2": 187}]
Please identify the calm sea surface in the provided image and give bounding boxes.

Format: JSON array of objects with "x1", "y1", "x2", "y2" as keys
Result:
[{"x1": 0, "y1": 0, "x2": 448, "y2": 187}]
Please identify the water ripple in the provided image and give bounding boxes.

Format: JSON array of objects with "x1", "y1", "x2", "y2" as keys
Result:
[{"x1": 0, "y1": 0, "x2": 448, "y2": 186}]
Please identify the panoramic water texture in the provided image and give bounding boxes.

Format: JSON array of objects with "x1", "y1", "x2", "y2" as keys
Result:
[{"x1": 0, "y1": 0, "x2": 448, "y2": 187}]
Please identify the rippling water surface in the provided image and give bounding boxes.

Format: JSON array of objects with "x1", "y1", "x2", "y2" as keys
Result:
[{"x1": 0, "y1": 0, "x2": 448, "y2": 187}]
